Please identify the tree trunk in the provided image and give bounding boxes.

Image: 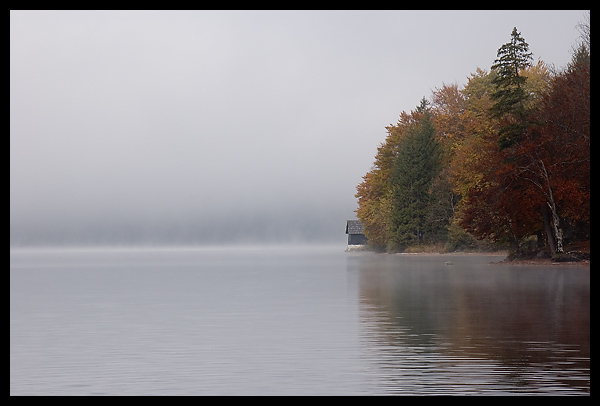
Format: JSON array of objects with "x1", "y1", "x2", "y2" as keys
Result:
[
  {"x1": 548, "y1": 200, "x2": 564, "y2": 254},
  {"x1": 538, "y1": 159, "x2": 564, "y2": 254},
  {"x1": 541, "y1": 204, "x2": 557, "y2": 255}
]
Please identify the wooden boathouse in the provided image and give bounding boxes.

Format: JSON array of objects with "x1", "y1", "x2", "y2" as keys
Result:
[{"x1": 345, "y1": 219, "x2": 367, "y2": 249}]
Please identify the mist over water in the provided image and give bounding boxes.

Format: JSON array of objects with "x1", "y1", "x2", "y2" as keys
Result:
[
  {"x1": 10, "y1": 10, "x2": 587, "y2": 249},
  {"x1": 11, "y1": 248, "x2": 590, "y2": 395},
  {"x1": 10, "y1": 205, "x2": 348, "y2": 247},
  {"x1": 10, "y1": 11, "x2": 590, "y2": 394}
]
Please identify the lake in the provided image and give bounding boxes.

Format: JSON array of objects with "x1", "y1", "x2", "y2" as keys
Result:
[{"x1": 10, "y1": 245, "x2": 590, "y2": 395}]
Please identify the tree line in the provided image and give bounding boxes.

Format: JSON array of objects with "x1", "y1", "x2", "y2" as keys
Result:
[{"x1": 355, "y1": 19, "x2": 589, "y2": 258}]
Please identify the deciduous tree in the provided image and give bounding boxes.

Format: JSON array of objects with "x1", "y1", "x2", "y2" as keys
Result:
[{"x1": 356, "y1": 20, "x2": 589, "y2": 256}]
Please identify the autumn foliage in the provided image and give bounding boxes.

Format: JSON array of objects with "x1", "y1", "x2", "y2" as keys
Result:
[{"x1": 356, "y1": 22, "x2": 590, "y2": 256}]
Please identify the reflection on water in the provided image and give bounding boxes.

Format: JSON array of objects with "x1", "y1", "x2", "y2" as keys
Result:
[
  {"x1": 349, "y1": 253, "x2": 590, "y2": 395},
  {"x1": 10, "y1": 247, "x2": 589, "y2": 395}
]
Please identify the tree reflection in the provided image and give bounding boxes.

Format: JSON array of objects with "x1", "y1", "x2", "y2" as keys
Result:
[{"x1": 354, "y1": 253, "x2": 589, "y2": 394}]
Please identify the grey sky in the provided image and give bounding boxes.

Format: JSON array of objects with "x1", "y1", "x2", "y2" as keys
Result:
[{"x1": 10, "y1": 10, "x2": 588, "y2": 245}]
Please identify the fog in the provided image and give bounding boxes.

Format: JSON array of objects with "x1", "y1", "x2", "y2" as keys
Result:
[{"x1": 10, "y1": 10, "x2": 587, "y2": 246}]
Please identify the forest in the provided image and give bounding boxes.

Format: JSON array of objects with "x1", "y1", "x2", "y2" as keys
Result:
[{"x1": 355, "y1": 19, "x2": 589, "y2": 259}]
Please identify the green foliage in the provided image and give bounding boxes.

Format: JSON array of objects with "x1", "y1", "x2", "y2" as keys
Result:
[
  {"x1": 425, "y1": 171, "x2": 457, "y2": 242},
  {"x1": 356, "y1": 22, "x2": 590, "y2": 257},
  {"x1": 490, "y1": 27, "x2": 533, "y2": 148},
  {"x1": 491, "y1": 28, "x2": 533, "y2": 81},
  {"x1": 444, "y1": 222, "x2": 480, "y2": 252},
  {"x1": 389, "y1": 103, "x2": 442, "y2": 251}
]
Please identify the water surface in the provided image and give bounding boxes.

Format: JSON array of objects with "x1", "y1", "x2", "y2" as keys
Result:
[
  {"x1": 351, "y1": 252, "x2": 590, "y2": 395},
  {"x1": 10, "y1": 246, "x2": 589, "y2": 395}
]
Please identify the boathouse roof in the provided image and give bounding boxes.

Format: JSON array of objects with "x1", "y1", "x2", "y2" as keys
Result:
[{"x1": 345, "y1": 220, "x2": 364, "y2": 235}]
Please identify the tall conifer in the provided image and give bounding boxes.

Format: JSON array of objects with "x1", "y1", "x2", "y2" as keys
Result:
[
  {"x1": 490, "y1": 27, "x2": 533, "y2": 148},
  {"x1": 389, "y1": 99, "x2": 442, "y2": 251}
]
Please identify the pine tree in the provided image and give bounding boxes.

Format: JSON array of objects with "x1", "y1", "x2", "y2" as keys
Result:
[
  {"x1": 490, "y1": 27, "x2": 533, "y2": 148},
  {"x1": 389, "y1": 99, "x2": 442, "y2": 251}
]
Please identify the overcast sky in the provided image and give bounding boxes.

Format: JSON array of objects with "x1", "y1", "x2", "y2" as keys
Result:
[{"x1": 10, "y1": 10, "x2": 588, "y2": 246}]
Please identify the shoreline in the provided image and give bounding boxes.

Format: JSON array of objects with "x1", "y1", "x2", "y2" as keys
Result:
[
  {"x1": 393, "y1": 251, "x2": 507, "y2": 256},
  {"x1": 490, "y1": 258, "x2": 590, "y2": 266},
  {"x1": 383, "y1": 251, "x2": 590, "y2": 266}
]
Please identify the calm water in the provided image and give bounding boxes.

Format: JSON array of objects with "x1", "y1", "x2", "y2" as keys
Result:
[{"x1": 10, "y1": 246, "x2": 589, "y2": 395}]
